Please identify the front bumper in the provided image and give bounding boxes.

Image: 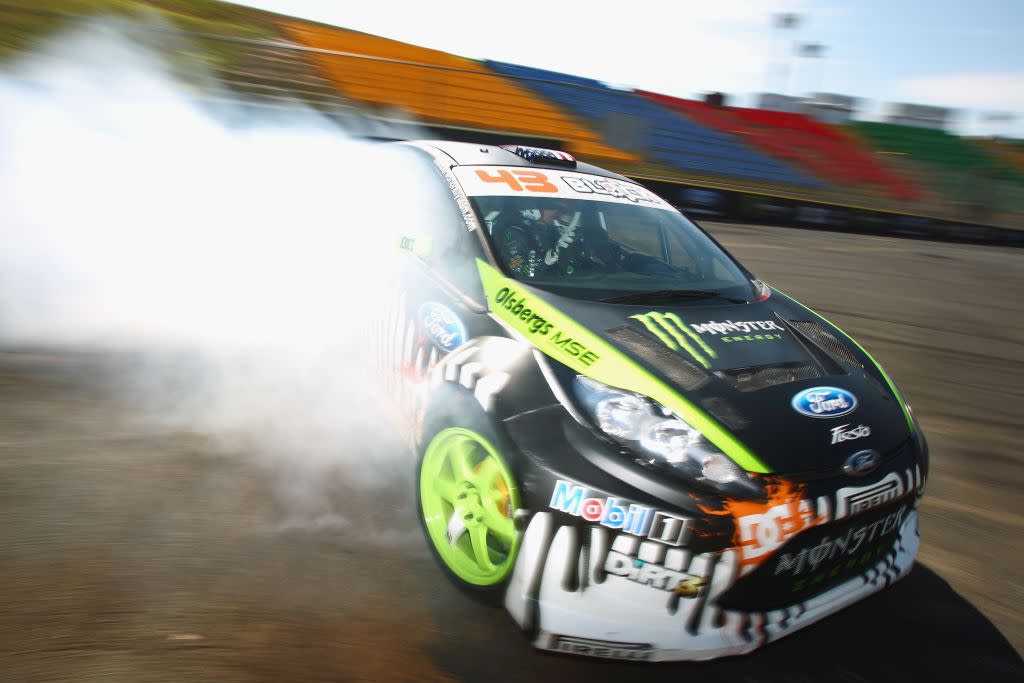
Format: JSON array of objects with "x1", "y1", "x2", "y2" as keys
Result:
[
  {"x1": 501, "y1": 405, "x2": 925, "y2": 661},
  {"x1": 505, "y1": 509, "x2": 919, "y2": 662}
]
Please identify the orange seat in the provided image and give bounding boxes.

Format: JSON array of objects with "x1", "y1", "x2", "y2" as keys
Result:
[{"x1": 280, "y1": 22, "x2": 636, "y2": 164}]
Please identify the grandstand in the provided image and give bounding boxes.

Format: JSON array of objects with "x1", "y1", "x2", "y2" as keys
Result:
[
  {"x1": 484, "y1": 61, "x2": 822, "y2": 190},
  {"x1": 277, "y1": 21, "x2": 636, "y2": 163},
  {"x1": 0, "y1": 1, "x2": 1020, "y2": 235},
  {"x1": 640, "y1": 92, "x2": 924, "y2": 202},
  {"x1": 853, "y1": 122, "x2": 1024, "y2": 218},
  {"x1": 978, "y1": 138, "x2": 1024, "y2": 173},
  {"x1": 854, "y1": 122, "x2": 1022, "y2": 183}
]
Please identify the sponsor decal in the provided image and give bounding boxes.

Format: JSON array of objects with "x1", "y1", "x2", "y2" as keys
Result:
[
  {"x1": 398, "y1": 235, "x2": 433, "y2": 257},
  {"x1": 719, "y1": 333, "x2": 783, "y2": 343},
  {"x1": 629, "y1": 312, "x2": 716, "y2": 369},
  {"x1": 648, "y1": 511, "x2": 690, "y2": 546},
  {"x1": 775, "y1": 505, "x2": 908, "y2": 577},
  {"x1": 835, "y1": 472, "x2": 905, "y2": 519},
  {"x1": 831, "y1": 423, "x2": 871, "y2": 445},
  {"x1": 791, "y1": 386, "x2": 858, "y2": 418},
  {"x1": 438, "y1": 164, "x2": 478, "y2": 232},
  {"x1": 842, "y1": 449, "x2": 881, "y2": 477},
  {"x1": 549, "y1": 480, "x2": 690, "y2": 545},
  {"x1": 494, "y1": 287, "x2": 599, "y2": 366},
  {"x1": 699, "y1": 479, "x2": 828, "y2": 573},
  {"x1": 418, "y1": 302, "x2": 466, "y2": 354},
  {"x1": 735, "y1": 498, "x2": 822, "y2": 568},
  {"x1": 551, "y1": 635, "x2": 653, "y2": 661},
  {"x1": 689, "y1": 319, "x2": 785, "y2": 341},
  {"x1": 560, "y1": 175, "x2": 661, "y2": 204},
  {"x1": 605, "y1": 548, "x2": 707, "y2": 597},
  {"x1": 453, "y1": 166, "x2": 673, "y2": 210},
  {"x1": 788, "y1": 544, "x2": 893, "y2": 594},
  {"x1": 474, "y1": 168, "x2": 558, "y2": 193}
]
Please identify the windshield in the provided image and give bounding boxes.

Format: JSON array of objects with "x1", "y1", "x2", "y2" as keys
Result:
[{"x1": 468, "y1": 191, "x2": 756, "y2": 304}]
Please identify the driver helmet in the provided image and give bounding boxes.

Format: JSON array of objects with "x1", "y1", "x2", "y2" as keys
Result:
[{"x1": 521, "y1": 198, "x2": 573, "y2": 226}]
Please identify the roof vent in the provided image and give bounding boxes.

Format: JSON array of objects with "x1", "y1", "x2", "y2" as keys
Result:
[{"x1": 500, "y1": 145, "x2": 576, "y2": 168}]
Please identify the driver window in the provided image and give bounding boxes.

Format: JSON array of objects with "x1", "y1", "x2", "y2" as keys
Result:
[{"x1": 405, "y1": 160, "x2": 486, "y2": 297}]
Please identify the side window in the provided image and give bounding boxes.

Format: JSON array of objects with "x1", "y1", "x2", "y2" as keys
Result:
[
  {"x1": 431, "y1": 181, "x2": 487, "y2": 299},
  {"x1": 399, "y1": 151, "x2": 485, "y2": 299}
]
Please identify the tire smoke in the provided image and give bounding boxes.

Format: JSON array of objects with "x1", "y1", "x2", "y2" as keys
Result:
[{"x1": 0, "y1": 21, "x2": 450, "y2": 536}]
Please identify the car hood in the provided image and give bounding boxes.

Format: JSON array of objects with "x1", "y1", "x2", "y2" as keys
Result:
[{"x1": 551, "y1": 290, "x2": 911, "y2": 475}]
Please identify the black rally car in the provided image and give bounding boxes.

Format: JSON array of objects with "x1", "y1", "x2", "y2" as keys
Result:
[{"x1": 380, "y1": 141, "x2": 926, "y2": 661}]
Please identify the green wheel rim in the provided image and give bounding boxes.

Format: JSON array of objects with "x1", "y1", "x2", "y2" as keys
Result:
[{"x1": 420, "y1": 427, "x2": 522, "y2": 586}]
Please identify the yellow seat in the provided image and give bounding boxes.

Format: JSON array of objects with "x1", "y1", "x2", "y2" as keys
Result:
[{"x1": 280, "y1": 22, "x2": 636, "y2": 163}]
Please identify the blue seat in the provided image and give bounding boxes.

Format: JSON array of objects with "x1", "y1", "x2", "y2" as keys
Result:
[{"x1": 485, "y1": 61, "x2": 822, "y2": 188}]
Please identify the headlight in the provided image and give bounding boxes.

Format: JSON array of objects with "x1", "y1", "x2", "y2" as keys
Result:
[{"x1": 574, "y1": 375, "x2": 758, "y2": 496}]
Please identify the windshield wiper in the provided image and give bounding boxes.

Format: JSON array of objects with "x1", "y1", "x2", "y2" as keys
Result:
[{"x1": 600, "y1": 289, "x2": 747, "y2": 305}]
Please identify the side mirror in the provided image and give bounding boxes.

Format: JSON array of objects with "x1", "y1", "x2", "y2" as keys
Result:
[{"x1": 398, "y1": 235, "x2": 433, "y2": 258}]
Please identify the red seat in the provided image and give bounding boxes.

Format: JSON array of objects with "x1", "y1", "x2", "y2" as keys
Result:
[{"x1": 638, "y1": 91, "x2": 924, "y2": 201}]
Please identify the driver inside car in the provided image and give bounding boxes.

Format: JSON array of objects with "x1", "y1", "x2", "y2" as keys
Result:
[{"x1": 498, "y1": 199, "x2": 590, "y2": 277}]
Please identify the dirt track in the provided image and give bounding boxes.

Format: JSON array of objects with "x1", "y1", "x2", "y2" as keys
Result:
[{"x1": 1, "y1": 223, "x2": 1021, "y2": 682}]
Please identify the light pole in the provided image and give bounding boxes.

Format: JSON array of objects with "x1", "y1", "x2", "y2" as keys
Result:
[
  {"x1": 797, "y1": 42, "x2": 827, "y2": 97},
  {"x1": 771, "y1": 13, "x2": 801, "y2": 96}
]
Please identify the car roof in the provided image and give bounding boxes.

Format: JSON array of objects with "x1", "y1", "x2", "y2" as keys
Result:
[{"x1": 403, "y1": 140, "x2": 633, "y2": 182}]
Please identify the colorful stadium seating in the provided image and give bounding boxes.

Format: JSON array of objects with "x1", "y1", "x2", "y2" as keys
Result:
[
  {"x1": 271, "y1": 16, "x2": 1018, "y2": 223},
  {"x1": 278, "y1": 21, "x2": 637, "y2": 163},
  {"x1": 977, "y1": 139, "x2": 1024, "y2": 174},
  {"x1": 853, "y1": 122, "x2": 1022, "y2": 183},
  {"x1": 639, "y1": 92, "x2": 923, "y2": 201},
  {"x1": 483, "y1": 61, "x2": 822, "y2": 188}
]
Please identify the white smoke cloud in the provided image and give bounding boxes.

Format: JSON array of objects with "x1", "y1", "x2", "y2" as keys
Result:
[{"x1": 0, "y1": 21, "x2": 450, "y2": 537}]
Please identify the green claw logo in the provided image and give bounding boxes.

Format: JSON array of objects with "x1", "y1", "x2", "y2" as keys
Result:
[{"x1": 629, "y1": 312, "x2": 718, "y2": 369}]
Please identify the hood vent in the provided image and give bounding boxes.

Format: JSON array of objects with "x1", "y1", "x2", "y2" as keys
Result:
[
  {"x1": 788, "y1": 320, "x2": 863, "y2": 369},
  {"x1": 604, "y1": 326, "x2": 710, "y2": 391},
  {"x1": 717, "y1": 362, "x2": 822, "y2": 392}
]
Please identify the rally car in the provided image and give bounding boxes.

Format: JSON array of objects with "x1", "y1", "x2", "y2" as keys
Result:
[{"x1": 382, "y1": 141, "x2": 927, "y2": 662}]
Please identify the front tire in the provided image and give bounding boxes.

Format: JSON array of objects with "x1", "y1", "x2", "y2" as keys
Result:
[{"x1": 417, "y1": 402, "x2": 522, "y2": 594}]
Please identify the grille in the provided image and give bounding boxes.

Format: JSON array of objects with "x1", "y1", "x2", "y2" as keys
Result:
[
  {"x1": 604, "y1": 326, "x2": 710, "y2": 391},
  {"x1": 716, "y1": 497, "x2": 913, "y2": 612},
  {"x1": 788, "y1": 320, "x2": 863, "y2": 369},
  {"x1": 717, "y1": 363, "x2": 822, "y2": 392}
]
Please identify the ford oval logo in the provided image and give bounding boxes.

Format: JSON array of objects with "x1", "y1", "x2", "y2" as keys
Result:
[
  {"x1": 419, "y1": 302, "x2": 466, "y2": 354},
  {"x1": 791, "y1": 386, "x2": 858, "y2": 419},
  {"x1": 843, "y1": 449, "x2": 881, "y2": 476}
]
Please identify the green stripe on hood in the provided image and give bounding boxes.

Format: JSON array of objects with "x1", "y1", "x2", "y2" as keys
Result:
[{"x1": 476, "y1": 260, "x2": 771, "y2": 474}]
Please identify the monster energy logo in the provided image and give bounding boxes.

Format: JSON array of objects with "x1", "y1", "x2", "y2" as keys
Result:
[{"x1": 629, "y1": 312, "x2": 718, "y2": 369}]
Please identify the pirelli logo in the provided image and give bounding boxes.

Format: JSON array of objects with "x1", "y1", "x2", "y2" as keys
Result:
[
  {"x1": 835, "y1": 473, "x2": 906, "y2": 519},
  {"x1": 551, "y1": 635, "x2": 654, "y2": 661},
  {"x1": 629, "y1": 312, "x2": 718, "y2": 369}
]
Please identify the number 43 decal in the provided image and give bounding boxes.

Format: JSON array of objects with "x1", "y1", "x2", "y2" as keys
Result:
[{"x1": 474, "y1": 169, "x2": 557, "y2": 193}]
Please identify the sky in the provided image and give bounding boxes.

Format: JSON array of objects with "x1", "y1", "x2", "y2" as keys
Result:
[{"x1": 230, "y1": 0, "x2": 1024, "y2": 138}]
